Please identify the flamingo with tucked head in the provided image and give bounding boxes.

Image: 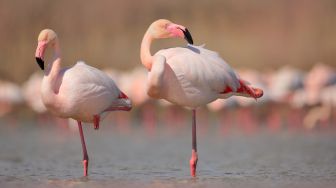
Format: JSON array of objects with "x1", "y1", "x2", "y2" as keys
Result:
[
  {"x1": 140, "y1": 19, "x2": 263, "y2": 177},
  {"x1": 34, "y1": 29, "x2": 132, "y2": 176}
]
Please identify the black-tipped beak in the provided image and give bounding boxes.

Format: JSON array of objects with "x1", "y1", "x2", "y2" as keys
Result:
[
  {"x1": 35, "y1": 57, "x2": 44, "y2": 70},
  {"x1": 183, "y1": 28, "x2": 193, "y2": 45}
]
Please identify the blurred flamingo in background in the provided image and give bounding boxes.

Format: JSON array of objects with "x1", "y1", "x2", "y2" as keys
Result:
[
  {"x1": 105, "y1": 67, "x2": 149, "y2": 107},
  {"x1": 105, "y1": 67, "x2": 155, "y2": 134},
  {"x1": 34, "y1": 29, "x2": 132, "y2": 176},
  {"x1": 140, "y1": 19, "x2": 263, "y2": 177},
  {"x1": 304, "y1": 63, "x2": 336, "y2": 106},
  {"x1": 118, "y1": 67, "x2": 156, "y2": 134},
  {"x1": 320, "y1": 84, "x2": 336, "y2": 126},
  {"x1": 103, "y1": 68, "x2": 132, "y2": 133},
  {"x1": 103, "y1": 68, "x2": 121, "y2": 82},
  {"x1": 266, "y1": 66, "x2": 305, "y2": 131},
  {"x1": 291, "y1": 64, "x2": 334, "y2": 109},
  {"x1": 22, "y1": 72, "x2": 48, "y2": 120},
  {"x1": 268, "y1": 66, "x2": 304, "y2": 103},
  {"x1": 300, "y1": 63, "x2": 336, "y2": 129},
  {"x1": 0, "y1": 80, "x2": 23, "y2": 117},
  {"x1": 120, "y1": 67, "x2": 149, "y2": 106},
  {"x1": 117, "y1": 68, "x2": 154, "y2": 131}
]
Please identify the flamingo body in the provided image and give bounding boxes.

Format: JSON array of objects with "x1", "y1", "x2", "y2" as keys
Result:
[
  {"x1": 149, "y1": 45, "x2": 241, "y2": 108},
  {"x1": 23, "y1": 72, "x2": 47, "y2": 114},
  {"x1": 41, "y1": 60, "x2": 128, "y2": 122}
]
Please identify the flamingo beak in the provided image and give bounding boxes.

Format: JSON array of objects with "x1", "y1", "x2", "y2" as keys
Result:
[
  {"x1": 35, "y1": 57, "x2": 44, "y2": 70},
  {"x1": 182, "y1": 28, "x2": 194, "y2": 45},
  {"x1": 35, "y1": 41, "x2": 46, "y2": 70},
  {"x1": 168, "y1": 24, "x2": 194, "y2": 45}
]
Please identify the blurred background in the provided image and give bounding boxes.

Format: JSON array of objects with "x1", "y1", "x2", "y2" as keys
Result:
[
  {"x1": 1, "y1": 0, "x2": 336, "y2": 187},
  {"x1": 1, "y1": 0, "x2": 336, "y2": 82}
]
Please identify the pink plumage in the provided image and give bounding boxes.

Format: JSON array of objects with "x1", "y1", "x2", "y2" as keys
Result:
[
  {"x1": 140, "y1": 19, "x2": 263, "y2": 177},
  {"x1": 34, "y1": 29, "x2": 132, "y2": 176}
]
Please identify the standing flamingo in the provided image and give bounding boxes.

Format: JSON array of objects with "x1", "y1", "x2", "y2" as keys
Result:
[
  {"x1": 34, "y1": 29, "x2": 132, "y2": 176},
  {"x1": 140, "y1": 19, "x2": 263, "y2": 177}
]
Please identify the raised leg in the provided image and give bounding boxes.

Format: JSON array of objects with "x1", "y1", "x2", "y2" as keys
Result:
[
  {"x1": 190, "y1": 109, "x2": 198, "y2": 177},
  {"x1": 78, "y1": 121, "x2": 89, "y2": 176},
  {"x1": 93, "y1": 115, "x2": 100, "y2": 130}
]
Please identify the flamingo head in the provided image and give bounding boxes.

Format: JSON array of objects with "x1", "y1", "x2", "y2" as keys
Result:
[
  {"x1": 149, "y1": 19, "x2": 193, "y2": 44},
  {"x1": 35, "y1": 29, "x2": 58, "y2": 70}
]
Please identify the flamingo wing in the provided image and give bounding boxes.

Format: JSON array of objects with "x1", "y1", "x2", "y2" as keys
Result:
[
  {"x1": 156, "y1": 45, "x2": 241, "y2": 95},
  {"x1": 59, "y1": 61, "x2": 122, "y2": 120}
]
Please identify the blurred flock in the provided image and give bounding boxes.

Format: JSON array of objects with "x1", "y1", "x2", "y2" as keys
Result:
[
  {"x1": 0, "y1": 0, "x2": 336, "y2": 133},
  {"x1": 1, "y1": 63, "x2": 336, "y2": 134}
]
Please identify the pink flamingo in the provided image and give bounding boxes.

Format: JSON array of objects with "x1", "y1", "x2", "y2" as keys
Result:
[
  {"x1": 34, "y1": 29, "x2": 132, "y2": 176},
  {"x1": 140, "y1": 19, "x2": 263, "y2": 177}
]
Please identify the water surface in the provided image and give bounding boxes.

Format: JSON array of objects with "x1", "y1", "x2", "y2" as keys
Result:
[{"x1": 0, "y1": 119, "x2": 336, "y2": 188}]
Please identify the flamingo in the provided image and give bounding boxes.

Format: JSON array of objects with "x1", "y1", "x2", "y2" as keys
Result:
[
  {"x1": 268, "y1": 66, "x2": 304, "y2": 103},
  {"x1": 299, "y1": 64, "x2": 336, "y2": 129},
  {"x1": 22, "y1": 72, "x2": 47, "y2": 116},
  {"x1": 0, "y1": 80, "x2": 23, "y2": 117},
  {"x1": 140, "y1": 19, "x2": 263, "y2": 177},
  {"x1": 118, "y1": 67, "x2": 149, "y2": 106},
  {"x1": 34, "y1": 29, "x2": 132, "y2": 176}
]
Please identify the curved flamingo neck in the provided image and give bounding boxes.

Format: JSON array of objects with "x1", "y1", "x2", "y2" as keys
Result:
[
  {"x1": 45, "y1": 39, "x2": 61, "y2": 76},
  {"x1": 44, "y1": 39, "x2": 62, "y2": 94},
  {"x1": 141, "y1": 30, "x2": 154, "y2": 71}
]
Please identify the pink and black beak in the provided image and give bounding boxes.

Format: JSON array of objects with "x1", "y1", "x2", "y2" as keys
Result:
[
  {"x1": 35, "y1": 41, "x2": 47, "y2": 70},
  {"x1": 35, "y1": 57, "x2": 44, "y2": 70},
  {"x1": 168, "y1": 23, "x2": 194, "y2": 45},
  {"x1": 181, "y1": 28, "x2": 193, "y2": 45}
]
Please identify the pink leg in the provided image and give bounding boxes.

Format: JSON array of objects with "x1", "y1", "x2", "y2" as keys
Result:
[
  {"x1": 94, "y1": 115, "x2": 100, "y2": 130},
  {"x1": 78, "y1": 121, "x2": 89, "y2": 176},
  {"x1": 190, "y1": 109, "x2": 198, "y2": 177}
]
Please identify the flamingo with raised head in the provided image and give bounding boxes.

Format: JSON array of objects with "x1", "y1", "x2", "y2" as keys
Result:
[
  {"x1": 140, "y1": 19, "x2": 263, "y2": 177},
  {"x1": 34, "y1": 29, "x2": 132, "y2": 176}
]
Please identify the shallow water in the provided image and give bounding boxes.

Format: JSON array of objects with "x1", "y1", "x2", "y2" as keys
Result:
[{"x1": 1, "y1": 119, "x2": 336, "y2": 188}]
